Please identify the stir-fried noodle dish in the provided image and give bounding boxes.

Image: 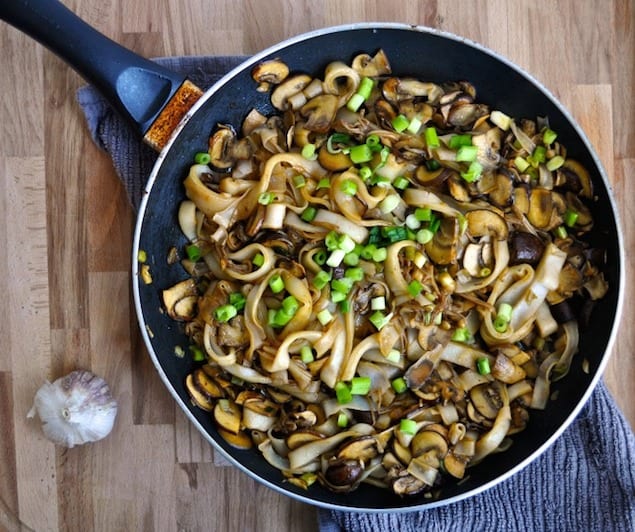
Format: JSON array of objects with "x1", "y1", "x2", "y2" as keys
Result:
[{"x1": 160, "y1": 50, "x2": 608, "y2": 497}]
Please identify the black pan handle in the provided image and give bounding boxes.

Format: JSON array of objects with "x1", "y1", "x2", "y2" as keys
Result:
[{"x1": 0, "y1": 0, "x2": 189, "y2": 140}]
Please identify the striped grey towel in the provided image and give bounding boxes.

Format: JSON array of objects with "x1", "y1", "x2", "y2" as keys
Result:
[{"x1": 77, "y1": 56, "x2": 635, "y2": 532}]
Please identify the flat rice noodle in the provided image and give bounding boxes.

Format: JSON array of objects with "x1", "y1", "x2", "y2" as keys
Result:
[
  {"x1": 472, "y1": 384, "x2": 511, "y2": 462},
  {"x1": 384, "y1": 241, "x2": 419, "y2": 297},
  {"x1": 267, "y1": 330, "x2": 322, "y2": 374},
  {"x1": 183, "y1": 164, "x2": 241, "y2": 217},
  {"x1": 320, "y1": 315, "x2": 349, "y2": 388},
  {"x1": 440, "y1": 341, "x2": 494, "y2": 370},
  {"x1": 226, "y1": 243, "x2": 276, "y2": 281},
  {"x1": 313, "y1": 209, "x2": 369, "y2": 243},
  {"x1": 339, "y1": 333, "x2": 383, "y2": 382}
]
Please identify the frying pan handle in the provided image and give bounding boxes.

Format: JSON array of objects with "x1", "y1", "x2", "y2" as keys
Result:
[{"x1": 0, "y1": 0, "x2": 201, "y2": 150}]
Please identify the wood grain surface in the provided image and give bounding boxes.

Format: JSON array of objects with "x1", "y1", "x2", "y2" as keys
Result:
[{"x1": 0, "y1": 1, "x2": 633, "y2": 531}]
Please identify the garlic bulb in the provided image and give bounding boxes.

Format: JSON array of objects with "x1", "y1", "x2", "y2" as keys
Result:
[{"x1": 27, "y1": 370, "x2": 118, "y2": 448}]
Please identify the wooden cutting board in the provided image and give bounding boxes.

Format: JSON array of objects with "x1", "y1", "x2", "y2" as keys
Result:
[{"x1": 1, "y1": 1, "x2": 633, "y2": 530}]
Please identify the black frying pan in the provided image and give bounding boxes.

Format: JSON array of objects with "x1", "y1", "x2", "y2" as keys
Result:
[{"x1": 1, "y1": 0, "x2": 624, "y2": 512}]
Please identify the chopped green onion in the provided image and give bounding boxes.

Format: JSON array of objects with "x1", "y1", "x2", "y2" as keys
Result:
[
  {"x1": 429, "y1": 216, "x2": 441, "y2": 234},
  {"x1": 414, "y1": 207, "x2": 432, "y2": 222},
  {"x1": 326, "y1": 249, "x2": 346, "y2": 267},
  {"x1": 341, "y1": 179, "x2": 358, "y2": 196},
  {"x1": 360, "y1": 244, "x2": 376, "y2": 260},
  {"x1": 229, "y1": 292, "x2": 246, "y2": 312},
  {"x1": 366, "y1": 134, "x2": 382, "y2": 151},
  {"x1": 529, "y1": 145, "x2": 547, "y2": 166},
  {"x1": 369, "y1": 310, "x2": 390, "y2": 330},
  {"x1": 327, "y1": 133, "x2": 352, "y2": 153},
  {"x1": 359, "y1": 166, "x2": 373, "y2": 181},
  {"x1": 543, "y1": 128, "x2": 558, "y2": 145},
  {"x1": 385, "y1": 349, "x2": 401, "y2": 364},
  {"x1": 269, "y1": 308, "x2": 293, "y2": 328},
  {"x1": 514, "y1": 156, "x2": 530, "y2": 173},
  {"x1": 456, "y1": 145, "x2": 479, "y2": 162},
  {"x1": 190, "y1": 345, "x2": 206, "y2": 362},
  {"x1": 300, "y1": 345, "x2": 314, "y2": 364},
  {"x1": 335, "y1": 381, "x2": 352, "y2": 404},
  {"x1": 338, "y1": 234, "x2": 356, "y2": 253},
  {"x1": 337, "y1": 412, "x2": 349, "y2": 427},
  {"x1": 316, "y1": 178, "x2": 331, "y2": 189},
  {"x1": 407, "y1": 280, "x2": 423, "y2": 298},
  {"x1": 186, "y1": 244, "x2": 201, "y2": 261},
  {"x1": 268, "y1": 274, "x2": 285, "y2": 294},
  {"x1": 379, "y1": 194, "x2": 400, "y2": 214},
  {"x1": 312, "y1": 270, "x2": 331, "y2": 289},
  {"x1": 258, "y1": 192, "x2": 275, "y2": 205},
  {"x1": 452, "y1": 327, "x2": 471, "y2": 343},
  {"x1": 564, "y1": 209, "x2": 579, "y2": 227},
  {"x1": 349, "y1": 144, "x2": 373, "y2": 164},
  {"x1": 293, "y1": 174, "x2": 306, "y2": 188},
  {"x1": 407, "y1": 116, "x2": 422, "y2": 135},
  {"x1": 252, "y1": 253, "x2": 265, "y2": 267},
  {"x1": 393, "y1": 176, "x2": 410, "y2": 190},
  {"x1": 392, "y1": 377, "x2": 408, "y2": 394},
  {"x1": 405, "y1": 214, "x2": 422, "y2": 230},
  {"x1": 449, "y1": 134, "x2": 472, "y2": 149},
  {"x1": 347, "y1": 92, "x2": 366, "y2": 112},
  {"x1": 494, "y1": 303, "x2": 512, "y2": 333},
  {"x1": 281, "y1": 295, "x2": 299, "y2": 315},
  {"x1": 399, "y1": 418, "x2": 418, "y2": 435},
  {"x1": 215, "y1": 304, "x2": 238, "y2": 323},
  {"x1": 477, "y1": 357, "x2": 491, "y2": 375},
  {"x1": 490, "y1": 110, "x2": 511, "y2": 130},
  {"x1": 313, "y1": 249, "x2": 327, "y2": 266},
  {"x1": 325, "y1": 231, "x2": 340, "y2": 251},
  {"x1": 137, "y1": 249, "x2": 147, "y2": 263},
  {"x1": 350, "y1": 376, "x2": 372, "y2": 395},
  {"x1": 555, "y1": 226, "x2": 568, "y2": 239},
  {"x1": 371, "y1": 296, "x2": 386, "y2": 311},
  {"x1": 343, "y1": 252, "x2": 360, "y2": 266},
  {"x1": 302, "y1": 143, "x2": 317, "y2": 160},
  {"x1": 424, "y1": 127, "x2": 440, "y2": 148},
  {"x1": 317, "y1": 309, "x2": 334, "y2": 326},
  {"x1": 426, "y1": 158, "x2": 441, "y2": 171},
  {"x1": 371, "y1": 247, "x2": 387, "y2": 262},
  {"x1": 331, "y1": 277, "x2": 354, "y2": 294},
  {"x1": 392, "y1": 114, "x2": 410, "y2": 133},
  {"x1": 357, "y1": 77, "x2": 374, "y2": 100},
  {"x1": 301, "y1": 206, "x2": 317, "y2": 222},
  {"x1": 460, "y1": 161, "x2": 483, "y2": 182},
  {"x1": 345, "y1": 267, "x2": 365, "y2": 282},
  {"x1": 416, "y1": 228, "x2": 434, "y2": 244},
  {"x1": 330, "y1": 290, "x2": 347, "y2": 303},
  {"x1": 339, "y1": 300, "x2": 351, "y2": 313},
  {"x1": 194, "y1": 152, "x2": 211, "y2": 164},
  {"x1": 546, "y1": 155, "x2": 565, "y2": 171}
]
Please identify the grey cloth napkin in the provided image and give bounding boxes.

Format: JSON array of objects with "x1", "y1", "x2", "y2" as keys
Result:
[{"x1": 77, "y1": 56, "x2": 635, "y2": 532}]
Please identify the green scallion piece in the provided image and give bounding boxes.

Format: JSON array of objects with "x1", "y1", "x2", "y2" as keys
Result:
[
  {"x1": 317, "y1": 309, "x2": 334, "y2": 326},
  {"x1": 369, "y1": 310, "x2": 390, "y2": 330},
  {"x1": 313, "y1": 249, "x2": 327, "y2": 266},
  {"x1": 316, "y1": 178, "x2": 331, "y2": 189},
  {"x1": 405, "y1": 214, "x2": 422, "y2": 230},
  {"x1": 477, "y1": 357, "x2": 491, "y2": 375},
  {"x1": 252, "y1": 253, "x2": 265, "y2": 268},
  {"x1": 449, "y1": 134, "x2": 472, "y2": 149},
  {"x1": 496, "y1": 302, "x2": 513, "y2": 323},
  {"x1": 186, "y1": 244, "x2": 201, "y2": 262},
  {"x1": 194, "y1": 152, "x2": 211, "y2": 165},
  {"x1": 514, "y1": 156, "x2": 530, "y2": 173},
  {"x1": 371, "y1": 247, "x2": 387, "y2": 262},
  {"x1": 281, "y1": 295, "x2": 299, "y2": 316},
  {"x1": 530, "y1": 145, "x2": 547, "y2": 166},
  {"x1": 366, "y1": 134, "x2": 382, "y2": 151},
  {"x1": 407, "y1": 116, "x2": 422, "y2": 135},
  {"x1": 385, "y1": 349, "x2": 401, "y2": 364},
  {"x1": 379, "y1": 194, "x2": 400, "y2": 214},
  {"x1": 357, "y1": 76, "x2": 374, "y2": 100},
  {"x1": 543, "y1": 128, "x2": 558, "y2": 145},
  {"x1": 426, "y1": 158, "x2": 441, "y2": 171},
  {"x1": 337, "y1": 412, "x2": 349, "y2": 427},
  {"x1": 350, "y1": 376, "x2": 372, "y2": 395},
  {"x1": 391, "y1": 377, "x2": 408, "y2": 394},
  {"x1": 345, "y1": 267, "x2": 364, "y2": 282},
  {"x1": 407, "y1": 280, "x2": 423, "y2": 298},
  {"x1": 326, "y1": 249, "x2": 346, "y2": 267},
  {"x1": 343, "y1": 252, "x2": 360, "y2": 266},
  {"x1": 416, "y1": 228, "x2": 434, "y2": 244},
  {"x1": 546, "y1": 155, "x2": 565, "y2": 171},
  {"x1": 371, "y1": 296, "x2": 386, "y2": 311},
  {"x1": 349, "y1": 144, "x2": 373, "y2": 164},
  {"x1": 335, "y1": 381, "x2": 352, "y2": 404},
  {"x1": 190, "y1": 345, "x2": 206, "y2": 362},
  {"x1": 428, "y1": 217, "x2": 441, "y2": 234},
  {"x1": 340, "y1": 179, "x2": 358, "y2": 196},
  {"x1": 414, "y1": 207, "x2": 432, "y2": 222},
  {"x1": 460, "y1": 161, "x2": 483, "y2": 182},
  {"x1": 301, "y1": 206, "x2": 318, "y2": 222},
  {"x1": 258, "y1": 191, "x2": 275, "y2": 205},
  {"x1": 330, "y1": 290, "x2": 347, "y2": 303},
  {"x1": 456, "y1": 145, "x2": 479, "y2": 162},
  {"x1": 339, "y1": 300, "x2": 351, "y2": 313},
  {"x1": 392, "y1": 114, "x2": 410, "y2": 133},
  {"x1": 302, "y1": 143, "x2": 317, "y2": 160},
  {"x1": 564, "y1": 209, "x2": 579, "y2": 227},
  {"x1": 215, "y1": 304, "x2": 238, "y2": 323},
  {"x1": 300, "y1": 345, "x2": 314, "y2": 364},
  {"x1": 312, "y1": 270, "x2": 331, "y2": 290},
  {"x1": 268, "y1": 274, "x2": 285, "y2": 294},
  {"x1": 359, "y1": 166, "x2": 373, "y2": 181},
  {"x1": 424, "y1": 127, "x2": 440, "y2": 148},
  {"x1": 347, "y1": 92, "x2": 366, "y2": 112},
  {"x1": 393, "y1": 176, "x2": 410, "y2": 190},
  {"x1": 399, "y1": 418, "x2": 418, "y2": 435},
  {"x1": 269, "y1": 308, "x2": 293, "y2": 328},
  {"x1": 452, "y1": 327, "x2": 471, "y2": 343},
  {"x1": 331, "y1": 277, "x2": 354, "y2": 294},
  {"x1": 555, "y1": 226, "x2": 568, "y2": 239},
  {"x1": 293, "y1": 174, "x2": 306, "y2": 188},
  {"x1": 229, "y1": 292, "x2": 246, "y2": 312},
  {"x1": 360, "y1": 244, "x2": 376, "y2": 260},
  {"x1": 325, "y1": 231, "x2": 340, "y2": 251}
]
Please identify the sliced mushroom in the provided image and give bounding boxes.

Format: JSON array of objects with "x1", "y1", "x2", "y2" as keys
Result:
[
  {"x1": 271, "y1": 74, "x2": 313, "y2": 110},
  {"x1": 469, "y1": 384, "x2": 503, "y2": 420},
  {"x1": 323, "y1": 459, "x2": 364, "y2": 491},
  {"x1": 410, "y1": 430, "x2": 449, "y2": 467},
  {"x1": 351, "y1": 49, "x2": 392, "y2": 77},
  {"x1": 527, "y1": 188, "x2": 554, "y2": 229},
  {"x1": 404, "y1": 358, "x2": 434, "y2": 390},
  {"x1": 286, "y1": 430, "x2": 323, "y2": 450},
  {"x1": 162, "y1": 278, "x2": 198, "y2": 321},
  {"x1": 465, "y1": 209, "x2": 508, "y2": 240},
  {"x1": 447, "y1": 102, "x2": 489, "y2": 128},
  {"x1": 186, "y1": 373, "x2": 214, "y2": 412},
  {"x1": 425, "y1": 216, "x2": 459, "y2": 264},
  {"x1": 214, "y1": 398, "x2": 242, "y2": 434},
  {"x1": 447, "y1": 175, "x2": 471, "y2": 202},
  {"x1": 557, "y1": 159, "x2": 593, "y2": 198},
  {"x1": 462, "y1": 240, "x2": 494, "y2": 278},
  {"x1": 318, "y1": 145, "x2": 352, "y2": 171},
  {"x1": 509, "y1": 231, "x2": 545, "y2": 266},
  {"x1": 414, "y1": 166, "x2": 453, "y2": 188},
  {"x1": 251, "y1": 59, "x2": 290, "y2": 91},
  {"x1": 443, "y1": 451, "x2": 469, "y2": 479},
  {"x1": 300, "y1": 94, "x2": 340, "y2": 133},
  {"x1": 337, "y1": 436, "x2": 380, "y2": 463},
  {"x1": 208, "y1": 125, "x2": 237, "y2": 170},
  {"x1": 192, "y1": 367, "x2": 224, "y2": 399},
  {"x1": 491, "y1": 353, "x2": 526, "y2": 384},
  {"x1": 374, "y1": 99, "x2": 398, "y2": 129},
  {"x1": 391, "y1": 472, "x2": 427, "y2": 496},
  {"x1": 383, "y1": 77, "x2": 443, "y2": 104},
  {"x1": 218, "y1": 427, "x2": 253, "y2": 450}
]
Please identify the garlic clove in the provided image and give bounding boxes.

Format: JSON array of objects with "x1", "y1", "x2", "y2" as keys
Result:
[{"x1": 27, "y1": 370, "x2": 118, "y2": 448}]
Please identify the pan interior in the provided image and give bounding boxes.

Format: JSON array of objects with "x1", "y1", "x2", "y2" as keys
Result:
[{"x1": 133, "y1": 24, "x2": 622, "y2": 511}]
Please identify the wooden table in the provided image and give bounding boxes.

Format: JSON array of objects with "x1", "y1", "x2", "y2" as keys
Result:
[{"x1": 1, "y1": 1, "x2": 633, "y2": 530}]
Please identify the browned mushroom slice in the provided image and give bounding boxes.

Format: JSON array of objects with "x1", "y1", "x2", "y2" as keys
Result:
[
  {"x1": 425, "y1": 217, "x2": 459, "y2": 265},
  {"x1": 414, "y1": 166, "x2": 453, "y2": 188},
  {"x1": 465, "y1": 209, "x2": 509, "y2": 240},
  {"x1": 557, "y1": 159, "x2": 593, "y2": 198},
  {"x1": 208, "y1": 125, "x2": 237, "y2": 170},
  {"x1": 162, "y1": 278, "x2": 198, "y2": 321},
  {"x1": 318, "y1": 145, "x2": 352, "y2": 171},
  {"x1": 491, "y1": 353, "x2": 526, "y2": 384},
  {"x1": 513, "y1": 185, "x2": 530, "y2": 214},
  {"x1": 185, "y1": 373, "x2": 214, "y2": 412},
  {"x1": 469, "y1": 384, "x2": 504, "y2": 420},
  {"x1": 337, "y1": 436, "x2": 380, "y2": 463},
  {"x1": 382, "y1": 77, "x2": 443, "y2": 104},
  {"x1": 404, "y1": 358, "x2": 434, "y2": 390},
  {"x1": 192, "y1": 367, "x2": 225, "y2": 399},
  {"x1": 217, "y1": 427, "x2": 253, "y2": 450},
  {"x1": 509, "y1": 231, "x2": 545, "y2": 266},
  {"x1": 462, "y1": 241, "x2": 494, "y2": 278},
  {"x1": 301, "y1": 94, "x2": 340, "y2": 133},
  {"x1": 447, "y1": 174, "x2": 471, "y2": 202},
  {"x1": 565, "y1": 192, "x2": 593, "y2": 229},
  {"x1": 374, "y1": 99, "x2": 398, "y2": 129},
  {"x1": 447, "y1": 102, "x2": 489, "y2": 128},
  {"x1": 410, "y1": 430, "x2": 449, "y2": 468},
  {"x1": 271, "y1": 74, "x2": 313, "y2": 110},
  {"x1": 488, "y1": 170, "x2": 514, "y2": 207},
  {"x1": 443, "y1": 450, "x2": 469, "y2": 479},
  {"x1": 286, "y1": 431, "x2": 323, "y2": 450},
  {"x1": 214, "y1": 398, "x2": 242, "y2": 434},
  {"x1": 322, "y1": 459, "x2": 364, "y2": 492},
  {"x1": 527, "y1": 188, "x2": 554, "y2": 229},
  {"x1": 251, "y1": 59, "x2": 290, "y2": 92},
  {"x1": 351, "y1": 49, "x2": 392, "y2": 77},
  {"x1": 391, "y1": 472, "x2": 427, "y2": 496}
]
